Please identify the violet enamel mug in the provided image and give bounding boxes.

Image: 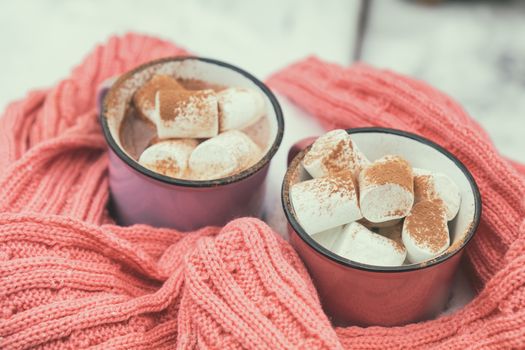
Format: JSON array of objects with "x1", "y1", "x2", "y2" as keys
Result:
[
  {"x1": 282, "y1": 127, "x2": 481, "y2": 326},
  {"x1": 99, "y1": 57, "x2": 284, "y2": 231}
]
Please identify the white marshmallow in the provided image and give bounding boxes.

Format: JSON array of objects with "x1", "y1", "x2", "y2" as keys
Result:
[
  {"x1": 302, "y1": 129, "x2": 369, "y2": 179},
  {"x1": 154, "y1": 89, "x2": 219, "y2": 139},
  {"x1": 133, "y1": 75, "x2": 183, "y2": 123},
  {"x1": 332, "y1": 222, "x2": 406, "y2": 266},
  {"x1": 413, "y1": 168, "x2": 461, "y2": 221},
  {"x1": 138, "y1": 139, "x2": 198, "y2": 178},
  {"x1": 188, "y1": 130, "x2": 261, "y2": 180},
  {"x1": 358, "y1": 155, "x2": 414, "y2": 223},
  {"x1": 218, "y1": 88, "x2": 266, "y2": 132},
  {"x1": 434, "y1": 174, "x2": 461, "y2": 220},
  {"x1": 311, "y1": 225, "x2": 345, "y2": 250},
  {"x1": 402, "y1": 200, "x2": 450, "y2": 264},
  {"x1": 290, "y1": 174, "x2": 362, "y2": 235}
]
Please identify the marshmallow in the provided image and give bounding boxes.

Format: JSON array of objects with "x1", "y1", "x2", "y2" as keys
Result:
[
  {"x1": 218, "y1": 88, "x2": 266, "y2": 132},
  {"x1": 302, "y1": 129, "x2": 369, "y2": 179},
  {"x1": 332, "y1": 222, "x2": 406, "y2": 266},
  {"x1": 311, "y1": 225, "x2": 344, "y2": 250},
  {"x1": 358, "y1": 155, "x2": 414, "y2": 223},
  {"x1": 138, "y1": 139, "x2": 198, "y2": 178},
  {"x1": 290, "y1": 173, "x2": 362, "y2": 234},
  {"x1": 413, "y1": 168, "x2": 461, "y2": 221},
  {"x1": 133, "y1": 75, "x2": 183, "y2": 123},
  {"x1": 154, "y1": 89, "x2": 219, "y2": 139},
  {"x1": 402, "y1": 199, "x2": 450, "y2": 263},
  {"x1": 188, "y1": 130, "x2": 261, "y2": 180}
]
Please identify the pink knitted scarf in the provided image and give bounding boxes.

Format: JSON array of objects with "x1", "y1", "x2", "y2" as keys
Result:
[{"x1": 0, "y1": 34, "x2": 524, "y2": 349}]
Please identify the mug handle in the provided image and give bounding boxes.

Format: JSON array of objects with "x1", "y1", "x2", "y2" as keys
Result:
[{"x1": 287, "y1": 137, "x2": 317, "y2": 166}]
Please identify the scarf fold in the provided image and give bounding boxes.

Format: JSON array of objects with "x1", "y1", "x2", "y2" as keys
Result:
[{"x1": 0, "y1": 33, "x2": 523, "y2": 349}]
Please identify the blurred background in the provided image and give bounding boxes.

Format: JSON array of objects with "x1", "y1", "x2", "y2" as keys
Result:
[{"x1": 1, "y1": 0, "x2": 524, "y2": 161}]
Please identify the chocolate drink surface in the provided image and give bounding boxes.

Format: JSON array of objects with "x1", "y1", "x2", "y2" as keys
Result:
[
  {"x1": 119, "y1": 79, "x2": 225, "y2": 160},
  {"x1": 119, "y1": 78, "x2": 271, "y2": 162}
]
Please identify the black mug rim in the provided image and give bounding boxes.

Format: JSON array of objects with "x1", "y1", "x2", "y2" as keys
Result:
[
  {"x1": 282, "y1": 127, "x2": 482, "y2": 273},
  {"x1": 100, "y1": 56, "x2": 284, "y2": 188}
]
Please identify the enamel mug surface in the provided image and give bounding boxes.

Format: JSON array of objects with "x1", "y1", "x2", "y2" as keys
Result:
[
  {"x1": 100, "y1": 57, "x2": 284, "y2": 231},
  {"x1": 282, "y1": 128, "x2": 481, "y2": 326}
]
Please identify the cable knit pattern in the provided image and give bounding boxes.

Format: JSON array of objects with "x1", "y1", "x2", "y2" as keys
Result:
[
  {"x1": 0, "y1": 34, "x2": 524, "y2": 349},
  {"x1": 0, "y1": 34, "x2": 339, "y2": 349}
]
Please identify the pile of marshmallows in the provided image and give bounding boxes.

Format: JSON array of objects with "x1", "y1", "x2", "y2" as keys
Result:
[
  {"x1": 290, "y1": 130, "x2": 462, "y2": 267},
  {"x1": 133, "y1": 75, "x2": 266, "y2": 180}
]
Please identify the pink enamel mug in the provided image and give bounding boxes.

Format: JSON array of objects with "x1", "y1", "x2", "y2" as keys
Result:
[
  {"x1": 282, "y1": 127, "x2": 481, "y2": 326},
  {"x1": 99, "y1": 57, "x2": 284, "y2": 231}
]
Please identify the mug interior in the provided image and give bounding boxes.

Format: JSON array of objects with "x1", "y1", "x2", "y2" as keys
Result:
[
  {"x1": 283, "y1": 128, "x2": 481, "y2": 272},
  {"x1": 102, "y1": 57, "x2": 283, "y2": 186}
]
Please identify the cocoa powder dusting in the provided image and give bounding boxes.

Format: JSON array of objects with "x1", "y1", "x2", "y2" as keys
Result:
[
  {"x1": 331, "y1": 171, "x2": 357, "y2": 197},
  {"x1": 133, "y1": 75, "x2": 182, "y2": 114},
  {"x1": 293, "y1": 172, "x2": 356, "y2": 216},
  {"x1": 151, "y1": 158, "x2": 181, "y2": 177},
  {"x1": 121, "y1": 77, "x2": 224, "y2": 159},
  {"x1": 310, "y1": 171, "x2": 356, "y2": 199},
  {"x1": 405, "y1": 199, "x2": 448, "y2": 251},
  {"x1": 159, "y1": 89, "x2": 215, "y2": 122},
  {"x1": 117, "y1": 74, "x2": 270, "y2": 180},
  {"x1": 321, "y1": 139, "x2": 347, "y2": 174},
  {"x1": 386, "y1": 209, "x2": 408, "y2": 218},
  {"x1": 414, "y1": 174, "x2": 435, "y2": 201},
  {"x1": 296, "y1": 171, "x2": 356, "y2": 213},
  {"x1": 364, "y1": 156, "x2": 413, "y2": 192},
  {"x1": 321, "y1": 139, "x2": 362, "y2": 177},
  {"x1": 303, "y1": 133, "x2": 361, "y2": 177}
]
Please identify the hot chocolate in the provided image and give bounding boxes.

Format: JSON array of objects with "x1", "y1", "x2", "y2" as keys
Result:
[
  {"x1": 118, "y1": 76, "x2": 272, "y2": 180},
  {"x1": 290, "y1": 129, "x2": 462, "y2": 267}
]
